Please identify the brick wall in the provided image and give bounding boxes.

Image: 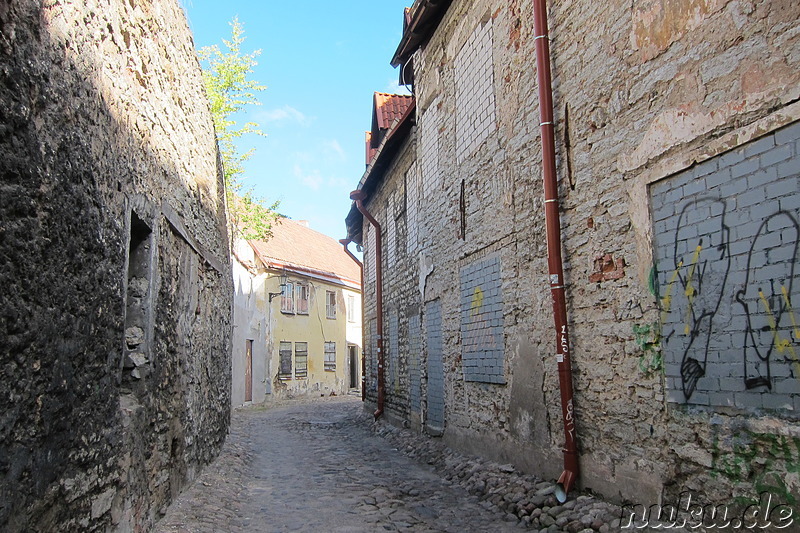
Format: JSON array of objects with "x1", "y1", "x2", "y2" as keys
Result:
[
  {"x1": 652, "y1": 122, "x2": 800, "y2": 411},
  {"x1": 460, "y1": 254, "x2": 505, "y2": 383},
  {"x1": 426, "y1": 300, "x2": 445, "y2": 431}
]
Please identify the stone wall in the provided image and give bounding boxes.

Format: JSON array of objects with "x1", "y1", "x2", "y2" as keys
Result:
[
  {"x1": 0, "y1": 0, "x2": 232, "y2": 530},
  {"x1": 358, "y1": 0, "x2": 800, "y2": 511}
]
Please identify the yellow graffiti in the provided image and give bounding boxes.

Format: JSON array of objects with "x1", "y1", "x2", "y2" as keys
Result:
[
  {"x1": 471, "y1": 286, "x2": 484, "y2": 316},
  {"x1": 682, "y1": 245, "x2": 703, "y2": 336},
  {"x1": 661, "y1": 260, "x2": 682, "y2": 319},
  {"x1": 783, "y1": 286, "x2": 800, "y2": 342},
  {"x1": 759, "y1": 289, "x2": 800, "y2": 380}
]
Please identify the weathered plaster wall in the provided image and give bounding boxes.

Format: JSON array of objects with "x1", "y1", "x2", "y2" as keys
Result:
[
  {"x1": 360, "y1": 0, "x2": 800, "y2": 510},
  {"x1": 267, "y1": 271, "x2": 357, "y2": 398},
  {"x1": 0, "y1": 0, "x2": 232, "y2": 530},
  {"x1": 232, "y1": 240, "x2": 269, "y2": 407}
]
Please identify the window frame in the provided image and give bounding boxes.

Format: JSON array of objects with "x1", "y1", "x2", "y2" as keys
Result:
[
  {"x1": 326, "y1": 290, "x2": 337, "y2": 319},
  {"x1": 281, "y1": 281, "x2": 295, "y2": 314},
  {"x1": 324, "y1": 341, "x2": 336, "y2": 372},
  {"x1": 279, "y1": 341, "x2": 292, "y2": 380},
  {"x1": 294, "y1": 341, "x2": 308, "y2": 379},
  {"x1": 295, "y1": 283, "x2": 309, "y2": 315},
  {"x1": 347, "y1": 294, "x2": 356, "y2": 323}
]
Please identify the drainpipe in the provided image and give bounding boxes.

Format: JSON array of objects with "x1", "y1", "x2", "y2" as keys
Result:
[
  {"x1": 349, "y1": 190, "x2": 384, "y2": 420},
  {"x1": 532, "y1": 0, "x2": 579, "y2": 502},
  {"x1": 340, "y1": 238, "x2": 366, "y2": 402}
]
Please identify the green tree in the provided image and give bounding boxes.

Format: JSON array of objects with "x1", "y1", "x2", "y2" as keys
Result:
[{"x1": 198, "y1": 17, "x2": 279, "y2": 241}]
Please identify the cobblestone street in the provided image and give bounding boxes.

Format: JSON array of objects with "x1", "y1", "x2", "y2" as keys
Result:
[{"x1": 157, "y1": 396, "x2": 629, "y2": 533}]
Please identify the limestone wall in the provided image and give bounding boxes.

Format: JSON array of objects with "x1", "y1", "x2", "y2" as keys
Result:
[{"x1": 0, "y1": 0, "x2": 232, "y2": 530}]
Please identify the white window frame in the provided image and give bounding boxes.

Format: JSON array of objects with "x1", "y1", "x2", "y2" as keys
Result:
[
  {"x1": 281, "y1": 281, "x2": 295, "y2": 314},
  {"x1": 347, "y1": 294, "x2": 356, "y2": 323},
  {"x1": 294, "y1": 342, "x2": 308, "y2": 379},
  {"x1": 296, "y1": 283, "x2": 309, "y2": 315},
  {"x1": 326, "y1": 290, "x2": 337, "y2": 319},
  {"x1": 324, "y1": 341, "x2": 336, "y2": 371}
]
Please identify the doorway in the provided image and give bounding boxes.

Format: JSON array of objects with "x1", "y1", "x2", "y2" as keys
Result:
[
  {"x1": 348, "y1": 345, "x2": 358, "y2": 389},
  {"x1": 245, "y1": 339, "x2": 253, "y2": 402}
]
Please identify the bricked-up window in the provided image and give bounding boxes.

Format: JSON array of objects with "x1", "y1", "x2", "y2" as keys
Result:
[
  {"x1": 326, "y1": 290, "x2": 337, "y2": 319},
  {"x1": 294, "y1": 342, "x2": 308, "y2": 379},
  {"x1": 281, "y1": 281, "x2": 294, "y2": 314},
  {"x1": 347, "y1": 294, "x2": 356, "y2": 323},
  {"x1": 279, "y1": 341, "x2": 292, "y2": 380},
  {"x1": 324, "y1": 341, "x2": 336, "y2": 371},
  {"x1": 295, "y1": 283, "x2": 309, "y2": 315},
  {"x1": 651, "y1": 122, "x2": 800, "y2": 410},
  {"x1": 455, "y1": 18, "x2": 496, "y2": 164}
]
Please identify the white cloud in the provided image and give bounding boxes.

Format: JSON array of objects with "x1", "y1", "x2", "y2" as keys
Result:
[
  {"x1": 323, "y1": 139, "x2": 347, "y2": 162},
  {"x1": 384, "y1": 77, "x2": 412, "y2": 95},
  {"x1": 259, "y1": 105, "x2": 311, "y2": 126},
  {"x1": 293, "y1": 164, "x2": 323, "y2": 191}
]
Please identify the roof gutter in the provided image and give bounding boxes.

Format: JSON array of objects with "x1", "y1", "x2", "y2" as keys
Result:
[
  {"x1": 391, "y1": 0, "x2": 453, "y2": 68},
  {"x1": 532, "y1": 0, "x2": 579, "y2": 502}
]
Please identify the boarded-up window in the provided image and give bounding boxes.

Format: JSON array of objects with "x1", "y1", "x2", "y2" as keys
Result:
[
  {"x1": 279, "y1": 341, "x2": 292, "y2": 379},
  {"x1": 324, "y1": 341, "x2": 336, "y2": 371},
  {"x1": 326, "y1": 290, "x2": 337, "y2": 319},
  {"x1": 296, "y1": 283, "x2": 309, "y2": 315},
  {"x1": 295, "y1": 342, "x2": 308, "y2": 379}
]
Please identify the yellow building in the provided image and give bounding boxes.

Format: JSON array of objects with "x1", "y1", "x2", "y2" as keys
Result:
[{"x1": 232, "y1": 218, "x2": 362, "y2": 405}]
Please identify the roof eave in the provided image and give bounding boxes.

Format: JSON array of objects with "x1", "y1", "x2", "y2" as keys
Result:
[
  {"x1": 390, "y1": 0, "x2": 453, "y2": 68},
  {"x1": 346, "y1": 99, "x2": 416, "y2": 243}
]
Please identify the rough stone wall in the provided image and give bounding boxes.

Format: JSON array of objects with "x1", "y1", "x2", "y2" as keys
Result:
[
  {"x1": 0, "y1": 1, "x2": 232, "y2": 531},
  {"x1": 360, "y1": 0, "x2": 800, "y2": 510}
]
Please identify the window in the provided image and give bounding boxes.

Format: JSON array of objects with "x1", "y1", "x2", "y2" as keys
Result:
[
  {"x1": 279, "y1": 341, "x2": 292, "y2": 380},
  {"x1": 326, "y1": 290, "x2": 337, "y2": 319},
  {"x1": 347, "y1": 294, "x2": 356, "y2": 323},
  {"x1": 296, "y1": 283, "x2": 309, "y2": 315},
  {"x1": 281, "y1": 281, "x2": 294, "y2": 313},
  {"x1": 294, "y1": 342, "x2": 308, "y2": 379},
  {"x1": 324, "y1": 342, "x2": 336, "y2": 371}
]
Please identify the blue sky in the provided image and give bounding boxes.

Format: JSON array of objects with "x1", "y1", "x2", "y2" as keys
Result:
[{"x1": 182, "y1": 0, "x2": 412, "y2": 240}]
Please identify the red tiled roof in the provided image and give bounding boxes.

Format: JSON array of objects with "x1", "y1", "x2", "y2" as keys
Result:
[
  {"x1": 249, "y1": 218, "x2": 361, "y2": 288},
  {"x1": 365, "y1": 131, "x2": 377, "y2": 167},
  {"x1": 374, "y1": 92, "x2": 414, "y2": 131}
]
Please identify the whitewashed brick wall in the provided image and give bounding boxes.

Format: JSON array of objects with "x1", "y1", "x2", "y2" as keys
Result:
[{"x1": 455, "y1": 18, "x2": 496, "y2": 164}]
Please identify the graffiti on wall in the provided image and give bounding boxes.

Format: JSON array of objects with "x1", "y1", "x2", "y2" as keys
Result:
[
  {"x1": 659, "y1": 199, "x2": 799, "y2": 403},
  {"x1": 660, "y1": 198, "x2": 731, "y2": 400},
  {"x1": 735, "y1": 212, "x2": 800, "y2": 391},
  {"x1": 460, "y1": 254, "x2": 506, "y2": 384}
]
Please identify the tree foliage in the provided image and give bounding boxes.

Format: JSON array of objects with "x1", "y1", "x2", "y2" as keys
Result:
[{"x1": 198, "y1": 17, "x2": 279, "y2": 241}]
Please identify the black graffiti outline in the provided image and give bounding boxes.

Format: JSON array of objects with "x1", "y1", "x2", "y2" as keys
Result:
[
  {"x1": 734, "y1": 210, "x2": 800, "y2": 391},
  {"x1": 665, "y1": 197, "x2": 731, "y2": 400}
]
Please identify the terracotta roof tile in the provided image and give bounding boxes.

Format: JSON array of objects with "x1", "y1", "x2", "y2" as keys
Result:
[
  {"x1": 249, "y1": 218, "x2": 361, "y2": 288},
  {"x1": 374, "y1": 92, "x2": 414, "y2": 131}
]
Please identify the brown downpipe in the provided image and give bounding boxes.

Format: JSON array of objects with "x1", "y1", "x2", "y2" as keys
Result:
[
  {"x1": 339, "y1": 238, "x2": 366, "y2": 402},
  {"x1": 349, "y1": 190, "x2": 384, "y2": 420},
  {"x1": 532, "y1": 0, "x2": 579, "y2": 502}
]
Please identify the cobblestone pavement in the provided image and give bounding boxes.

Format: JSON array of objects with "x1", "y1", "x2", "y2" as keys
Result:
[{"x1": 157, "y1": 396, "x2": 639, "y2": 533}]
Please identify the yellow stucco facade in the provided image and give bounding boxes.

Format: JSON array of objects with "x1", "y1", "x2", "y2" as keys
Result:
[{"x1": 265, "y1": 268, "x2": 362, "y2": 397}]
